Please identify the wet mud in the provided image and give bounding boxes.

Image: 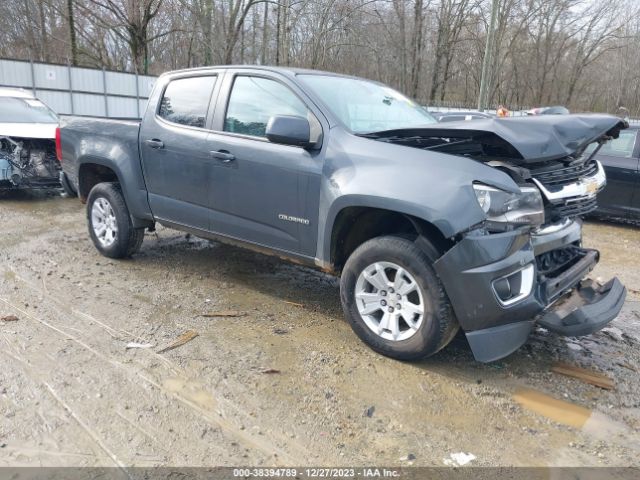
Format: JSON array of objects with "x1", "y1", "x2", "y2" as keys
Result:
[{"x1": 1, "y1": 192, "x2": 639, "y2": 467}]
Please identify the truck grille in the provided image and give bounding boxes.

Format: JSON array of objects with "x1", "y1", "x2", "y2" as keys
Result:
[
  {"x1": 550, "y1": 195, "x2": 598, "y2": 219},
  {"x1": 530, "y1": 159, "x2": 598, "y2": 189},
  {"x1": 530, "y1": 158, "x2": 600, "y2": 221}
]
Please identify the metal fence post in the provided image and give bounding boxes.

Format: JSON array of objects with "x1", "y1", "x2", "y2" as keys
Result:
[
  {"x1": 67, "y1": 62, "x2": 75, "y2": 114},
  {"x1": 102, "y1": 67, "x2": 109, "y2": 117},
  {"x1": 29, "y1": 59, "x2": 36, "y2": 95}
]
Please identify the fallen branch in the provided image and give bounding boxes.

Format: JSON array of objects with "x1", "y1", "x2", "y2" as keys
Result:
[
  {"x1": 283, "y1": 301, "x2": 304, "y2": 308},
  {"x1": 157, "y1": 330, "x2": 199, "y2": 353},
  {"x1": 551, "y1": 362, "x2": 614, "y2": 390}
]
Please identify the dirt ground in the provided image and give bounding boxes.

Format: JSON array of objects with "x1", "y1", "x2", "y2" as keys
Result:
[{"x1": 1, "y1": 191, "x2": 639, "y2": 468}]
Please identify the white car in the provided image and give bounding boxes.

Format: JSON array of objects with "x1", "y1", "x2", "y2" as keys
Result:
[{"x1": 0, "y1": 88, "x2": 66, "y2": 192}]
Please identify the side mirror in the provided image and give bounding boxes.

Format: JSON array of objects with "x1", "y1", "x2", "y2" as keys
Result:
[{"x1": 265, "y1": 115, "x2": 313, "y2": 148}]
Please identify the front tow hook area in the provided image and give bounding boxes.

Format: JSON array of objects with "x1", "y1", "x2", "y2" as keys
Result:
[{"x1": 538, "y1": 277, "x2": 626, "y2": 336}]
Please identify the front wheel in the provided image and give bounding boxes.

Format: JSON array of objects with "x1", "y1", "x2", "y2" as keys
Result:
[
  {"x1": 340, "y1": 235, "x2": 458, "y2": 360},
  {"x1": 87, "y1": 182, "x2": 144, "y2": 258}
]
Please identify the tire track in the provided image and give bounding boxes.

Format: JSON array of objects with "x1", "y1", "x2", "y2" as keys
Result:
[
  {"x1": 0, "y1": 341, "x2": 125, "y2": 470},
  {"x1": 1, "y1": 269, "x2": 309, "y2": 464}
]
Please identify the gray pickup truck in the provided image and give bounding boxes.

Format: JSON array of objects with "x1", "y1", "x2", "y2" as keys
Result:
[{"x1": 58, "y1": 65, "x2": 627, "y2": 362}]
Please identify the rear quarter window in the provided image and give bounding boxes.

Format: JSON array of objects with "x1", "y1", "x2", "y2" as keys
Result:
[{"x1": 158, "y1": 76, "x2": 217, "y2": 128}]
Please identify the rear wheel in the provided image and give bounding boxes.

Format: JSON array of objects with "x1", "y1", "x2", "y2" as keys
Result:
[
  {"x1": 87, "y1": 182, "x2": 144, "y2": 258},
  {"x1": 340, "y1": 235, "x2": 458, "y2": 360}
]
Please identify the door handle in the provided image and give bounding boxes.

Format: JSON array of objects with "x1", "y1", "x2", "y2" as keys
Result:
[
  {"x1": 145, "y1": 139, "x2": 164, "y2": 149},
  {"x1": 210, "y1": 150, "x2": 235, "y2": 163}
]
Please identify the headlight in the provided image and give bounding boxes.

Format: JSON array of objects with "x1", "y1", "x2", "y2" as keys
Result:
[{"x1": 473, "y1": 183, "x2": 544, "y2": 226}]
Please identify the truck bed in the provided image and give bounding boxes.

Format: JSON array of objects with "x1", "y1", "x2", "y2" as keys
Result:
[{"x1": 59, "y1": 116, "x2": 153, "y2": 226}]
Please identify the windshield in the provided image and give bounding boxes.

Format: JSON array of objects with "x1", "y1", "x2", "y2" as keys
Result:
[
  {"x1": 0, "y1": 97, "x2": 58, "y2": 123},
  {"x1": 298, "y1": 74, "x2": 436, "y2": 134}
]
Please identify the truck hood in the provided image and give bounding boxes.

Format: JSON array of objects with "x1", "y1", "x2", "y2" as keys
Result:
[{"x1": 360, "y1": 114, "x2": 627, "y2": 163}]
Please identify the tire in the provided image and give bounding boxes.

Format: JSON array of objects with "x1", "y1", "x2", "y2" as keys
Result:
[
  {"x1": 86, "y1": 182, "x2": 144, "y2": 258},
  {"x1": 60, "y1": 172, "x2": 77, "y2": 197},
  {"x1": 340, "y1": 235, "x2": 459, "y2": 361}
]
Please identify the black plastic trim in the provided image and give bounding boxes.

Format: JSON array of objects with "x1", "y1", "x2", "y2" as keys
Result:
[
  {"x1": 540, "y1": 248, "x2": 598, "y2": 303},
  {"x1": 538, "y1": 278, "x2": 626, "y2": 336},
  {"x1": 465, "y1": 320, "x2": 534, "y2": 362}
]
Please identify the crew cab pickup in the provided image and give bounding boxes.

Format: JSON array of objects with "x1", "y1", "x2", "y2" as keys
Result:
[{"x1": 58, "y1": 66, "x2": 627, "y2": 362}]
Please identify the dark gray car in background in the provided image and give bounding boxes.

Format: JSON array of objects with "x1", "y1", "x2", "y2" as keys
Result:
[
  {"x1": 58, "y1": 66, "x2": 627, "y2": 362},
  {"x1": 431, "y1": 110, "x2": 495, "y2": 122},
  {"x1": 587, "y1": 125, "x2": 640, "y2": 222}
]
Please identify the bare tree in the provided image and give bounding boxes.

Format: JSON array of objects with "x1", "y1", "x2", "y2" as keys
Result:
[
  {"x1": 219, "y1": 0, "x2": 265, "y2": 63},
  {"x1": 429, "y1": 0, "x2": 474, "y2": 102},
  {"x1": 564, "y1": 1, "x2": 624, "y2": 104},
  {"x1": 81, "y1": 0, "x2": 168, "y2": 73},
  {"x1": 409, "y1": 0, "x2": 427, "y2": 98},
  {"x1": 1, "y1": 0, "x2": 639, "y2": 114},
  {"x1": 67, "y1": 0, "x2": 79, "y2": 65}
]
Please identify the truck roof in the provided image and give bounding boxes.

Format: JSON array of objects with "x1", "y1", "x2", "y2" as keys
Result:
[{"x1": 160, "y1": 64, "x2": 358, "y2": 80}]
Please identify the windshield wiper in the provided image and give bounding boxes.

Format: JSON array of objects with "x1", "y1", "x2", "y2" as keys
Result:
[{"x1": 425, "y1": 138, "x2": 475, "y2": 151}]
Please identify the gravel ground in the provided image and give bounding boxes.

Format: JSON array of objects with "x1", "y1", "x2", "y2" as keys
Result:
[{"x1": 0, "y1": 191, "x2": 639, "y2": 468}]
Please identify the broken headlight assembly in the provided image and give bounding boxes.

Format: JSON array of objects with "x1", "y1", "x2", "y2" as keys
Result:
[{"x1": 473, "y1": 183, "x2": 544, "y2": 228}]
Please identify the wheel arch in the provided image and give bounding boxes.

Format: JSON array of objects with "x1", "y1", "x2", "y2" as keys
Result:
[
  {"x1": 76, "y1": 154, "x2": 154, "y2": 228},
  {"x1": 327, "y1": 204, "x2": 453, "y2": 272},
  {"x1": 78, "y1": 160, "x2": 120, "y2": 202}
]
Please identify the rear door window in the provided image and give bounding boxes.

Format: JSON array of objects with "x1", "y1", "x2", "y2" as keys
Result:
[{"x1": 158, "y1": 76, "x2": 217, "y2": 128}]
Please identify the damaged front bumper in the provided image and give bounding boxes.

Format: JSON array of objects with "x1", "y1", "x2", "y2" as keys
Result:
[
  {"x1": 433, "y1": 219, "x2": 626, "y2": 362},
  {"x1": 537, "y1": 278, "x2": 626, "y2": 336}
]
